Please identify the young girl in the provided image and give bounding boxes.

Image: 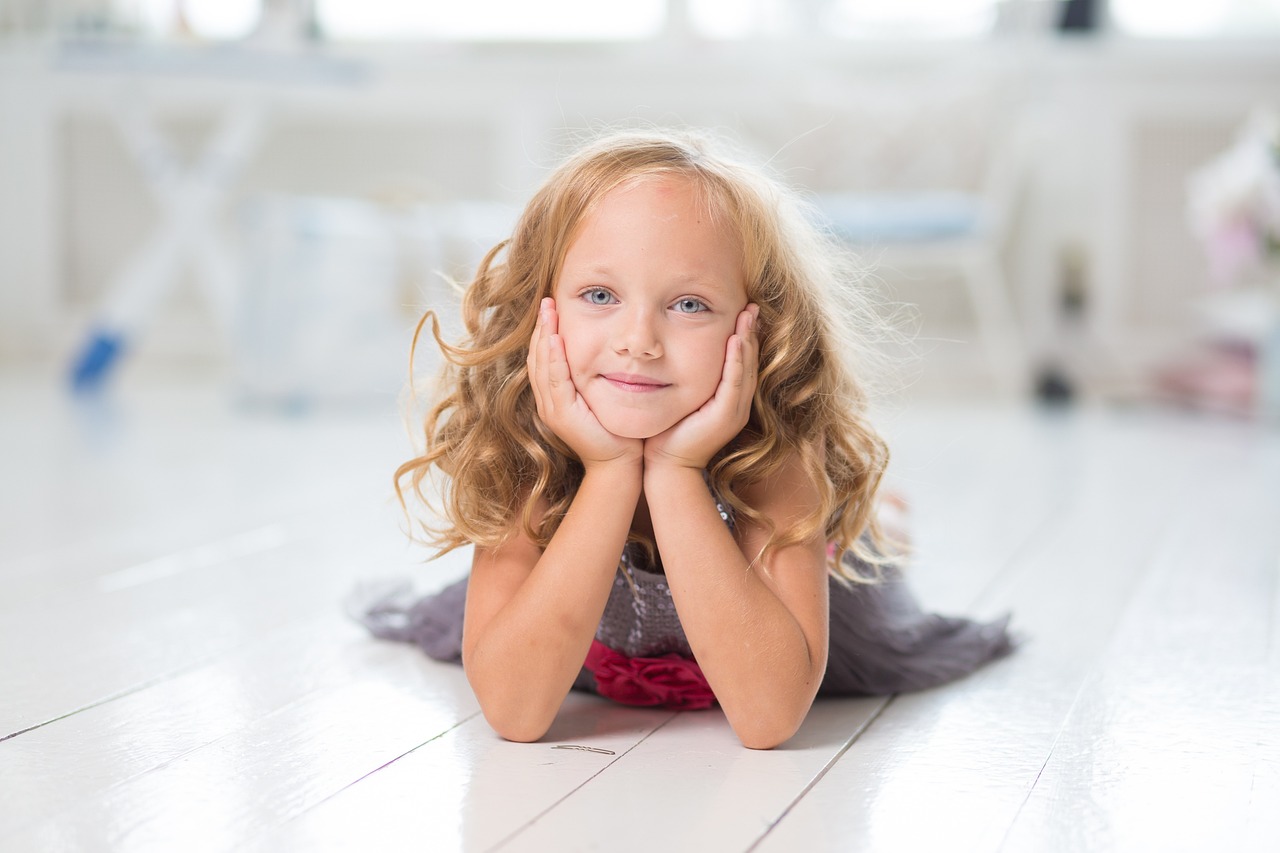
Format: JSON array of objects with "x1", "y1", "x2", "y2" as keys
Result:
[{"x1": 356, "y1": 129, "x2": 1013, "y2": 750}]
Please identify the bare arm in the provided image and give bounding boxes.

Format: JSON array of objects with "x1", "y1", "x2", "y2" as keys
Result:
[
  {"x1": 646, "y1": 458, "x2": 829, "y2": 750},
  {"x1": 463, "y1": 464, "x2": 640, "y2": 742},
  {"x1": 463, "y1": 298, "x2": 644, "y2": 742},
  {"x1": 643, "y1": 305, "x2": 829, "y2": 749}
]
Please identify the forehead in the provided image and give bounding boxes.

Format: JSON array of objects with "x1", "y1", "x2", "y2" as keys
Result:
[
  {"x1": 556, "y1": 178, "x2": 745, "y2": 301},
  {"x1": 566, "y1": 176, "x2": 739, "y2": 261},
  {"x1": 597, "y1": 172, "x2": 726, "y2": 224}
]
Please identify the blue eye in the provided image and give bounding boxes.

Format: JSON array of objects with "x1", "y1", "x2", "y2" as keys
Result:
[
  {"x1": 673, "y1": 298, "x2": 708, "y2": 314},
  {"x1": 584, "y1": 288, "x2": 615, "y2": 305}
]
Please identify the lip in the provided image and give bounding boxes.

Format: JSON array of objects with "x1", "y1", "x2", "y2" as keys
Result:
[{"x1": 601, "y1": 373, "x2": 670, "y2": 392}]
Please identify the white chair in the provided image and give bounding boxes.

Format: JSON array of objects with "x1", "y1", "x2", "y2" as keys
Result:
[{"x1": 750, "y1": 83, "x2": 1040, "y2": 393}]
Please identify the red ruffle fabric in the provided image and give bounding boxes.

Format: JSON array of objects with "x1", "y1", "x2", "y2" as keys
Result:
[{"x1": 583, "y1": 640, "x2": 716, "y2": 710}]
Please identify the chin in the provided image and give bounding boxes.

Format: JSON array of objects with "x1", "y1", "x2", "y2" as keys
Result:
[
  {"x1": 602, "y1": 421, "x2": 663, "y2": 440},
  {"x1": 598, "y1": 413, "x2": 674, "y2": 441}
]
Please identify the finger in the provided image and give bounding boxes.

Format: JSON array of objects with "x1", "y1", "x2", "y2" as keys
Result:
[
  {"x1": 528, "y1": 301, "x2": 553, "y2": 418},
  {"x1": 734, "y1": 335, "x2": 755, "y2": 421},
  {"x1": 526, "y1": 301, "x2": 543, "y2": 375},
  {"x1": 543, "y1": 297, "x2": 560, "y2": 336},
  {"x1": 729, "y1": 333, "x2": 746, "y2": 385},
  {"x1": 543, "y1": 300, "x2": 575, "y2": 411},
  {"x1": 718, "y1": 333, "x2": 754, "y2": 426},
  {"x1": 740, "y1": 305, "x2": 760, "y2": 393},
  {"x1": 547, "y1": 332, "x2": 575, "y2": 410},
  {"x1": 732, "y1": 306, "x2": 754, "y2": 353},
  {"x1": 741, "y1": 304, "x2": 759, "y2": 353},
  {"x1": 712, "y1": 333, "x2": 746, "y2": 406},
  {"x1": 731, "y1": 334, "x2": 750, "y2": 404}
]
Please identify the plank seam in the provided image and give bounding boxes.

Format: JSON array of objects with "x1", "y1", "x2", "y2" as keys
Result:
[
  {"x1": 0, "y1": 661, "x2": 219, "y2": 744},
  {"x1": 0, "y1": 613, "x2": 344, "y2": 742},
  {"x1": 991, "y1": 479, "x2": 1196, "y2": 852},
  {"x1": 268, "y1": 709, "x2": 486, "y2": 830},
  {"x1": 746, "y1": 696, "x2": 895, "y2": 852},
  {"x1": 966, "y1": 497, "x2": 1072, "y2": 614}
]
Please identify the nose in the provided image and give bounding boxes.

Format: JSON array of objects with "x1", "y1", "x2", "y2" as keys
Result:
[{"x1": 611, "y1": 305, "x2": 663, "y2": 359}]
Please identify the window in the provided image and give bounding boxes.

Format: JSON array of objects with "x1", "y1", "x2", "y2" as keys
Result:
[
  {"x1": 100, "y1": 1, "x2": 1280, "y2": 45},
  {"x1": 313, "y1": 0, "x2": 666, "y2": 42},
  {"x1": 688, "y1": 0, "x2": 1000, "y2": 40},
  {"x1": 121, "y1": 0, "x2": 263, "y2": 40},
  {"x1": 1111, "y1": 0, "x2": 1280, "y2": 37},
  {"x1": 319, "y1": 0, "x2": 1007, "y2": 43}
]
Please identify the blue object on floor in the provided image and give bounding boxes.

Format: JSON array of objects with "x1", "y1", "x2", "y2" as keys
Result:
[{"x1": 70, "y1": 329, "x2": 125, "y2": 393}]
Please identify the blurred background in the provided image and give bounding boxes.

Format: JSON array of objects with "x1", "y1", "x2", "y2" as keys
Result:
[{"x1": 1, "y1": 0, "x2": 1279, "y2": 413}]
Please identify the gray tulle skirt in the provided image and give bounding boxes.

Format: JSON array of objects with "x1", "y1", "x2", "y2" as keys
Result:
[{"x1": 349, "y1": 560, "x2": 1015, "y2": 698}]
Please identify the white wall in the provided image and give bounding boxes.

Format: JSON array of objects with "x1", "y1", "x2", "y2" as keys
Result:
[{"x1": 1, "y1": 35, "x2": 1277, "y2": 390}]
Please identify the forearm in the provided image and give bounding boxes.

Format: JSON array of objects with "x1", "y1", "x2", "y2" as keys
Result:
[
  {"x1": 465, "y1": 463, "x2": 642, "y2": 740},
  {"x1": 645, "y1": 465, "x2": 827, "y2": 749}
]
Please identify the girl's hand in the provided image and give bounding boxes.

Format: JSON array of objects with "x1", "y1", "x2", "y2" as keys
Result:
[
  {"x1": 527, "y1": 298, "x2": 643, "y2": 469},
  {"x1": 645, "y1": 304, "x2": 759, "y2": 471}
]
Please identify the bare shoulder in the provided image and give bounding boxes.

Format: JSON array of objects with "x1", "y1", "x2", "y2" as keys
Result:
[
  {"x1": 733, "y1": 447, "x2": 830, "y2": 653},
  {"x1": 733, "y1": 445, "x2": 828, "y2": 583},
  {"x1": 471, "y1": 490, "x2": 549, "y2": 578},
  {"x1": 737, "y1": 444, "x2": 824, "y2": 529}
]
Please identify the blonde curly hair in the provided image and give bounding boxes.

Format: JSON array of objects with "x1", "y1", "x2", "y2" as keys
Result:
[{"x1": 397, "y1": 129, "x2": 894, "y2": 580}]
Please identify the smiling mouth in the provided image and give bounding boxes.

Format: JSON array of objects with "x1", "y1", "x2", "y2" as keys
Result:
[{"x1": 602, "y1": 373, "x2": 670, "y2": 392}]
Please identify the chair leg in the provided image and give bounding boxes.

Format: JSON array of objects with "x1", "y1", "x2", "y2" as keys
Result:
[{"x1": 962, "y1": 253, "x2": 1026, "y2": 394}]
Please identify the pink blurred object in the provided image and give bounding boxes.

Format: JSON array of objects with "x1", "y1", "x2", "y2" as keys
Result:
[
  {"x1": 1187, "y1": 109, "x2": 1280, "y2": 288},
  {"x1": 1154, "y1": 340, "x2": 1257, "y2": 417},
  {"x1": 1203, "y1": 220, "x2": 1265, "y2": 288}
]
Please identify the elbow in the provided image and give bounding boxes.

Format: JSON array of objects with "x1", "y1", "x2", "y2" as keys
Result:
[
  {"x1": 464, "y1": 649, "x2": 559, "y2": 743},
  {"x1": 725, "y1": 674, "x2": 822, "y2": 750},
  {"x1": 728, "y1": 706, "x2": 807, "y2": 750},
  {"x1": 487, "y1": 713, "x2": 552, "y2": 744},
  {"x1": 735, "y1": 719, "x2": 802, "y2": 751},
  {"x1": 472, "y1": 684, "x2": 559, "y2": 743}
]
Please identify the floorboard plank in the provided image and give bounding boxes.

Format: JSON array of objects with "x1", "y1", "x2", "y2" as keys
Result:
[
  {"x1": 0, "y1": 615, "x2": 477, "y2": 840},
  {"x1": 0, "y1": 376, "x2": 406, "y2": 577},
  {"x1": 0, "y1": 502, "x2": 467, "y2": 738},
  {"x1": 754, "y1": 409, "x2": 1209, "y2": 851},
  {"x1": 999, "y1": 430, "x2": 1280, "y2": 852},
  {"x1": 4, "y1": 668, "x2": 478, "y2": 851},
  {"x1": 884, "y1": 405, "x2": 1077, "y2": 615},
  {"x1": 499, "y1": 698, "x2": 888, "y2": 853},
  {"x1": 252, "y1": 695, "x2": 679, "y2": 852},
  {"x1": 1246, "y1": 532, "x2": 1280, "y2": 850}
]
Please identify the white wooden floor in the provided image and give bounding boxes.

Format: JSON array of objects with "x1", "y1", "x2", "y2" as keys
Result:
[{"x1": 2, "y1": 364, "x2": 1278, "y2": 852}]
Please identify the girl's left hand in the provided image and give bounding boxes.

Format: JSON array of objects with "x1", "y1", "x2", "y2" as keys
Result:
[{"x1": 644, "y1": 304, "x2": 759, "y2": 471}]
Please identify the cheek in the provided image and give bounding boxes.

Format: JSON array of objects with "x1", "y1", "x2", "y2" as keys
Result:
[
  {"x1": 690, "y1": 337, "x2": 730, "y2": 391},
  {"x1": 554, "y1": 319, "x2": 592, "y2": 376}
]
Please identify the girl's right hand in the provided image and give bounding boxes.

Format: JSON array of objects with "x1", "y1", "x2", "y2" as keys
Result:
[{"x1": 527, "y1": 298, "x2": 643, "y2": 469}]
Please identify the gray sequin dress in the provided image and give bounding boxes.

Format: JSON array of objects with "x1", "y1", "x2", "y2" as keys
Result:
[{"x1": 350, "y1": 501, "x2": 1015, "y2": 701}]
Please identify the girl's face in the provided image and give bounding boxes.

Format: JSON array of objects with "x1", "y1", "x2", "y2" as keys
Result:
[{"x1": 553, "y1": 176, "x2": 748, "y2": 440}]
